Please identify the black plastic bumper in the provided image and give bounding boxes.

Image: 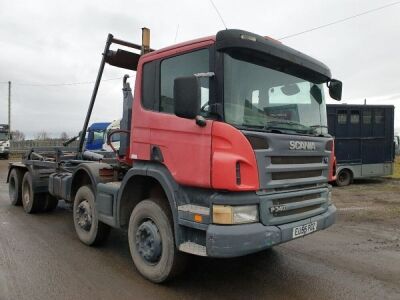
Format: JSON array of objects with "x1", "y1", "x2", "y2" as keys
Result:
[{"x1": 206, "y1": 205, "x2": 336, "y2": 257}]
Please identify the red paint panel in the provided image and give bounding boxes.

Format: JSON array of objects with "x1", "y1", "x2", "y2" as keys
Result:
[
  {"x1": 130, "y1": 127, "x2": 150, "y2": 160},
  {"x1": 149, "y1": 114, "x2": 212, "y2": 187},
  {"x1": 131, "y1": 99, "x2": 212, "y2": 188},
  {"x1": 211, "y1": 122, "x2": 259, "y2": 191}
]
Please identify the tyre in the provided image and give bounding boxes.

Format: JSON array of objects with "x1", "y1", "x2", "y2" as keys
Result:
[
  {"x1": 128, "y1": 199, "x2": 186, "y2": 283},
  {"x1": 9, "y1": 168, "x2": 23, "y2": 206},
  {"x1": 336, "y1": 169, "x2": 352, "y2": 187},
  {"x1": 21, "y1": 172, "x2": 46, "y2": 213},
  {"x1": 43, "y1": 195, "x2": 59, "y2": 212},
  {"x1": 73, "y1": 185, "x2": 110, "y2": 246}
]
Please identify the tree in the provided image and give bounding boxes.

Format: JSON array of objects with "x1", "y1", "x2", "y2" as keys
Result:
[
  {"x1": 60, "y1": 132, "x2": 69, "y2": 140},
  {"x1": 11, "y1": 130, "x2": 25, "y2": 141},
  {"x1": 36, "y1": 130, "x2": 49, "y2": 140}
]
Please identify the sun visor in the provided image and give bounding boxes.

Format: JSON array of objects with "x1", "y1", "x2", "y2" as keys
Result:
[
  {"x1": 216, "y1": 29, "x2": 332, "y2": 80},
  {"x1": 105, "y1": 49, "x2": 140, "y2": 71}
]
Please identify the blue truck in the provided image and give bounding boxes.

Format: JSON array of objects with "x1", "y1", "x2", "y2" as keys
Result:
[
  {"x1": 85, "y1": 122, "x2": 111, "y2": 151},
  {"x1": 327, "y1": 104, "x2": 395, "y2": 186}
]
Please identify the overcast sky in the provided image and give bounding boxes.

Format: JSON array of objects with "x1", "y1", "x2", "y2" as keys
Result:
[{"x1": 1, "y1": 0, "x2": 400, "y2": 138}]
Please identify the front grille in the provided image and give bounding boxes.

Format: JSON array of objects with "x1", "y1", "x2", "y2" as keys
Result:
[
  {"x1": 271, "y1": 170, "x2": 322, "y2": 180},
  {"x1": 273, "y1": 183, "x2": 319, "y2": 192},
  {"x1": 273, "y1": 193, "x2": 320, "y2": 205},
  {"x1": 272, "y1": 204, "x2": 321, "y2": 217},
  {"x1": 245, "y1": 135, "x2": 269, "y2": 149},
  {"x1": 271, "y1": 156, "x2": 322, "y2": 164}
]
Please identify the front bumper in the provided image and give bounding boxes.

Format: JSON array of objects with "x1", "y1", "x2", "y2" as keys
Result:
[
  {"x1": 0, "y1": 149, "x2": 9, "y2": 155},
  {"x1": 206, "y1": 204, "x2": 336, "y2": 257}
]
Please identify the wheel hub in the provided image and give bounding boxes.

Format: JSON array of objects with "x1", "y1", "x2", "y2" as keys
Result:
[
  {"x1": 339, "y1": 172, "x2": 347, "y2": 182},
  {"x1": 23, "y1": 189, "x2": 30, "y2": 205},
  {"x1": 76, "y1": 200, "x2": 92, "y2": 231},
  {"x1": 136, "y1": 220, "x2": 162, "y2": 263}
]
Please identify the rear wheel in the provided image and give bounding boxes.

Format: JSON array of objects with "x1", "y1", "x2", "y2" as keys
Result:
[
  {"x1": 336, "y1": 169, "x2": 352, "y2": 186},
  {"x1": 128, "y1": 199, "x2": 186, "y2": 283},
  {"x1": 21, "y1": 172, "x2": 46, "y2": 213},
  {"x1": 9, "y1": 168, "x2": 23, "y2": 206},
  {"x1": 73, "y1": 185, "x2": 110, "y2": 245}
]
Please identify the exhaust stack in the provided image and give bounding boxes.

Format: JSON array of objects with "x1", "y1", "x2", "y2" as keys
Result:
[{"x1": 141, "y1": 27, "x2": 150, "y2": 54}]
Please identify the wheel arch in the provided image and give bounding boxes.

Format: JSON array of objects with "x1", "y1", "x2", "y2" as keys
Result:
[
  {"x1": 70, "y1": 162, "x2": 113, "y2": 201},
  {"x1": 336, "y1": 166, "x2": 354, "y2": 186},
  {"x1": 116, "y1": 162, "x2": 182, "y2": 246},
  {"x1": 7, "y1": 163, "x2": 28, "y2": 183},
  {"x1": 336, "y1": 166, "x2": 355, "y2": 179}
]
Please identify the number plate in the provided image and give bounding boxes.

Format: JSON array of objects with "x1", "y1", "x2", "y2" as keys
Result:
[{"x1": 292, "y1": 222, "x2": 317, "y2": 238}]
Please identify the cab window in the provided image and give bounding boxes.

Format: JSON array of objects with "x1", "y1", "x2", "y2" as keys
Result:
[{"x1": 160, "y1": 49, "x2": 209, "y2": 114}]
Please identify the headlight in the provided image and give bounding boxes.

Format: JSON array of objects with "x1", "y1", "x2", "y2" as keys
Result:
[{"x1": 213, "y1": 205, "x2": 258, "y2": 224}]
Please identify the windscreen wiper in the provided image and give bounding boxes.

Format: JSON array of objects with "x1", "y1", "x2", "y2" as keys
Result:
[
  {"x1": 238, "y1": 123, "x2": 264, "y2": 130},
  {"x1": 236, "y1": 123, "x2": 282, "y2": 133},
  {"x1": 264, "y1": 120, "x2": 309, "y2": 133},
  {"x1": 266, "y1": 120, "x2": 309, "y2": 129}
]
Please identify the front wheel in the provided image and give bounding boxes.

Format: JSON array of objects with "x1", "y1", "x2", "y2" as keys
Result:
[
  {"x1": 128, "y1": 199, "x2": 186, "y2": 283},
  {"x1": 73, "y1": 185, "x2": 110, "y2": 246}
]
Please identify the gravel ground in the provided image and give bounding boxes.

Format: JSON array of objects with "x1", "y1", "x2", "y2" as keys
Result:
[{"x1": 0, "y1": 159, "x2": 399, "y2": 300}]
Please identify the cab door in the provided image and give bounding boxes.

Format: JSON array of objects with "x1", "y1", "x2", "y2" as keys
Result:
[{"x1": 132, "y1": 47, "x2": 214, "y2": 188}]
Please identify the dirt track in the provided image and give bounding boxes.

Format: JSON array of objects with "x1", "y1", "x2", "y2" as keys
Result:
[{"x1": 0, "y1": 159, "x2": 399, "y2": 300}]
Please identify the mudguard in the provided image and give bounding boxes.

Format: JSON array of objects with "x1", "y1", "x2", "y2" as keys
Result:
[
  {"x1": 70, "y1": 162, "x2": 114, "y2": 200},
  {"x1": 6, "y1": 162, "x2": 27, "y2": 182},
  {"x1": 116, "y1": 161, "x2": 184, "y2": 246}
]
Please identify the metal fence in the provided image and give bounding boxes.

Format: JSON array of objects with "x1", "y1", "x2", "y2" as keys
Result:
[{"x1": 10, "y1": 140, "x2": 78, "y2": 154}]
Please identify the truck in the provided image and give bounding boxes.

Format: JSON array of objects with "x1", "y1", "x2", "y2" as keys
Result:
[
  {"x1": 327, "y1": 104, "x2": 395, "y2": 186},
  {"x1": 0, "y1": 124, "x2": 10, "y2": 159},
  {"x1": 102, "y1": 119, "x2": 121, "y2": 152},
  {"x1": 395, "y1": 132, "x2": 400, "y2": 155},
  {"x1": 7, "y1": 28, "x2": 342, "y2": 283},
  {"x1": 85, "y1": 122, "x2": 111, "y2": 151}
]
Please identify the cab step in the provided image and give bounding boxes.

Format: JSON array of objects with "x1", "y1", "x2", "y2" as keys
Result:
[{"x1": 179, "y1": 242, "x2": 207, "y2": 256}]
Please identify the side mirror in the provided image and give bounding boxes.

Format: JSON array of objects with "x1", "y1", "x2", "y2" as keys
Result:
[
  {"x1": 174, "y1": 76, "x2": 201, "y2": 119},
  {"x1": 328, "y1": 79, "x2": 342, "y2": 101}
]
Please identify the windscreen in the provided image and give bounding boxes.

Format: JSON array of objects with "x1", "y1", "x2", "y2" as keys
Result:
[
  {"x1": 0, "y1": 132, "x2": 8, "y2": 141},
  {"x1": 223, "y1": 52, "x2": 328, "y2": 135}
]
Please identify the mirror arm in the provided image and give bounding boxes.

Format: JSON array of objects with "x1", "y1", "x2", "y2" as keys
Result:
[
  {"x1": 195, "y1": 116, "x2": 207, "y2": 127},
  {"x1": 194, "y1": 72, "x2": 215, "y2": 78}
]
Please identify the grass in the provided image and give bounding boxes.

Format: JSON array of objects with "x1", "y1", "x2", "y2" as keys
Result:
[{"x1": 388, "y1": 155, "x2": 400, "y2": 179}]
